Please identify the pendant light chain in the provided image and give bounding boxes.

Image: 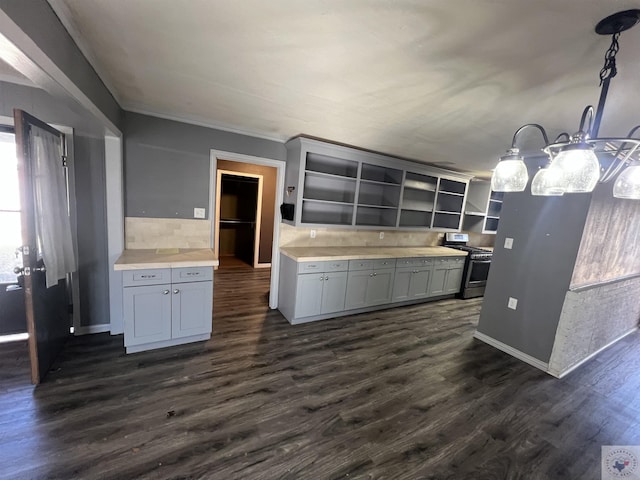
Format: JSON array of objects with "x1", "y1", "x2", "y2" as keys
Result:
[{"x1": 599, "y1": 32, "x2": 620, "y2": 85}]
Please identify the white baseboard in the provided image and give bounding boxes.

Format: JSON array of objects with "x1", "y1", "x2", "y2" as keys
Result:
[
  {"x1": 74, "y1": 324, "x2": 111, "y2": 336},
  {"x1": 548, "y1": 326, "x2": 639, "y2": 378},
  {"x1": 473, "y1": 331, "x2": 550, "y2": 372}
]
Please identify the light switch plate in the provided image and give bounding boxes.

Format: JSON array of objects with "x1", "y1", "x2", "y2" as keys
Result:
[
  {"x1": 310, "y1": 229, "x2": 316, "y2": 239},
  {"x1": 193, "y1": 207, "x2": 206, "y2": 219},
  {"x1": 379, "y1": 232, "x2": 384, "y2": 239},
  {"x1": 504, "y1": 237, "x2": 514, "y2": 249},
  {"x1": 508, "y1": 297, "x2": 518, "y2": 310}
]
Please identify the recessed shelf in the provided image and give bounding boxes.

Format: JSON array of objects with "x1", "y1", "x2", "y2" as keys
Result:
[
  {"x1": 355, "y1": 206, "x2": 398, "y2": 227},
  {"x1": 435, "y1": 210, "x2": 462, "y2": 215},
  {"x1": 401, "y1": 202, "x2": 434, "y2": 212},
  {"x1": 399, "y1": 209, "x2": 432, "y2": 227},
  {"x1": 360, "y1": 178, "x2": 403, "y2": 187},
  {"x1": 303, "y1": 198, "x2": 354, "y2": 206},
  {"x1": 464, "y1": 211, "x2": 486, "y2": 216},
  {"x1": 438, "y1": 191, "x2": 465, "y2": 197},
  {"x1": 439, "y1": 178, "x2": 466, "y2": 195},
  {"x1": 301, "y1": 200, "x2": 354, "y2": 225},
  {"x1": 303, "y1": 172, "x2": 356, "y2": 203},
  {"x1": 306, "y1": 152, "x2": 358, "y2": 178},
  {"x1": 361, "y1": 163, "x2": 403, "y2": 184},
  {"x1": 305, "y1": 170, "x2": 358, "y2": 181},
  {"x1": 357, "y1": 203, "x2": 398, "y2": 210}
]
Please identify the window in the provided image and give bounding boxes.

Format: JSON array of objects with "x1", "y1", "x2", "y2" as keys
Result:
[{"x1": 0, "y1": 130, "x2": 22, "y2": 284}]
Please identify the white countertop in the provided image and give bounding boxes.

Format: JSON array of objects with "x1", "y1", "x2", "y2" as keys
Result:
[
  {"x1": 280, "y1": 246, "x2": 467, "y2": 262},
  {"x1": 114, "y1": 248, "x2": 219, "y2": 271}
]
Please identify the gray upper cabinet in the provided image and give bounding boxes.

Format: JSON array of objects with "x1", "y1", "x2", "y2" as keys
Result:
[{"x1": 284, "y1": 137, "x2": 472, "y2": 230}]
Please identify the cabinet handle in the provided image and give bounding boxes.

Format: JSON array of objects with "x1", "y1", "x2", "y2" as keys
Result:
[
  {"x1": 163, "y1": 290, "x2": 170, "y2": 295},
  {"x1": 173, "y1": 289, "x2": 180, "y2": 294},
  {"x1": 369, "y1": 273, "x2": 373, "y2": 277},
  {"x1": 325, "y1": 275, "x2": 329, "y2": 281},
  {"x1": 320, "y1": 275, "x2": 324, "y2": 281},
  {"x1": 373, "y1": 272, "x2": 377, "y2": 276}
]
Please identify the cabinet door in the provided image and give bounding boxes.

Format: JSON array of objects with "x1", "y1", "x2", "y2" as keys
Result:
[
  {"x1": 345, "y1": 270, "x2": 371, "y2": 309},
  {"x1": 295, "y1": 273, "x2": 324, "y2": 318},
  {"x1": 445, "y1": 266, "x2": 464, "y2": 294},
  {"x1": 123, "y1": 284, "x2": 172, "y2": 347},
  {"x1": 409, "y1": 267, "x2": 431, "y2": 299},
  {"x1": 171, "y1": 281, "x2": 213, "y2": 338},
  {"x1": 429, "y1": 267, "x2": 448, "y2": 296},
  {"x1": 365, "y1": 268, "x2": 394, "y2": 306},
  {"x1": 321, "y1": 271, "x2": 347, "y2": 314},
  {"x1": 392, "y1": 267, "x2": 412, "y2": 302}
]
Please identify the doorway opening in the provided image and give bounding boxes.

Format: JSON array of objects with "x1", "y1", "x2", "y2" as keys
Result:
[
  {"x1": 214, "y1": 170, "x2": 264, "y2": 269},
  {"x1": 0, "y1": 127, "x2": 26, "y2": 340},
  {"x1": 209, "y1": 152, "x2": 285, "y2": 310}
]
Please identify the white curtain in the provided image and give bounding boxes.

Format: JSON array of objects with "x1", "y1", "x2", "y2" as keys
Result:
[{"x1": 31, "y1": 125, "x2": 76, "y2": 288}]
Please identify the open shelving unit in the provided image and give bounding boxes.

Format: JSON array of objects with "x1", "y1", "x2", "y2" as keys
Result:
[
  {"x1": 399, "y1": 172, "x2": 437, "y2": 228},
  {"x1": 355, "y1": 163, "x2": 402, "y2": 227},
  {"x1": 432, "y1": 178, "x2": 466, "y2": 230},
  {"x1": 483, "y1": 190, "x2": 504, "y2": 233},
  {"x1": 285, "y1": 137, "x2": 473, "y2": 230},
  {"x1": 301, "y1": 152, "x2": 358, "y2": 225}
]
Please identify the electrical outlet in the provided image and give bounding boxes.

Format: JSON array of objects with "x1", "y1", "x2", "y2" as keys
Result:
[
  {"x1": 379, "y1": 232, "x2": 384, "y2": 240},
  {"x1": 508, "y1": 297, "x2": 518, "y2": 310},
  {"x1": 310, "y1": 229, "x2": 316, "y2": 239},
  {"x1": 504, "y1": 237, "x2": 514, "y2": 249},
  {"x1": 194, "y1": 207, "x2": 206, "y2": 219}
]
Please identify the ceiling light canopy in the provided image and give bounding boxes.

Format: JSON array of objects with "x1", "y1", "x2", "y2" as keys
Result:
[{"x1": 491, "y1": 9, "x2": 640, "y2": 200}]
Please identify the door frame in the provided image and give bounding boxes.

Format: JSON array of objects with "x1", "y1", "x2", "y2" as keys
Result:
[
  {"x1": 209, "y1": 150, "x2": 285, "y2": 309},
  {"x1": 214, "y1": 169, "x2": 264, "y2": 269}
]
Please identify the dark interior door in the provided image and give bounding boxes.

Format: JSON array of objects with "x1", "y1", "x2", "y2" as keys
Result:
[{"x1": 14, "y1": 109, "x2": 70, "y2": 384}]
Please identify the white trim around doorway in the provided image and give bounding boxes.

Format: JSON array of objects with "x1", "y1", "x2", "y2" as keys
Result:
[{"x1": 209, "y1": 150, "x2": 285, "y2": 310}]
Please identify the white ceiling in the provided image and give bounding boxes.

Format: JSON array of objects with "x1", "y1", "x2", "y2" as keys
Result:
[{"x1": 49, "y1": 0, "x2": 640, "y2": 177}]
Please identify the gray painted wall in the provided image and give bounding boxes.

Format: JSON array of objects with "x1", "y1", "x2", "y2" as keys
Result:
[
  {"x1": 477, "y1": 186, "x2": 591, "y2": 363},
  {"x1": 124, "y1": 112, "x2": 286, "y2": 219},
  {"x1": 0, "y1": 0, "x2": 122, "y2": 130},
  {"x1": 73, "y1": 131, "x2": 109, "y2": 327},
  {"x1": 0, "y1": 81, "x2": 110, "y2": 328}
]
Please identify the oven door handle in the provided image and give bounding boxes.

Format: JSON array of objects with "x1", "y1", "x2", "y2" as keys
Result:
[{"x1": 470, "y1": 259, "x2": 492, "y2": 264}]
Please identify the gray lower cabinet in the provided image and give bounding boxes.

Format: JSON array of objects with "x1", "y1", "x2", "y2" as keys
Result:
[
  {"x1": 392, "y1": 266, "x2": 432, "y2": 302},
  {"x1": 429, "y1": 257, "x2": 465, "y2": 296},
  {"x1": 295, "y1": 270, "x2": 348, "y2": 317},
  {"x1": 392, "y1": 258, "x2": 434, "y2": 302},
  {"x1": 345, "y1": 259, "x2": 395, "y2": 309},
  {"x1": 278, "y1": 253, "x2": 466, "y2": 324},
  {"x1": 123, "y1": 267, "x2": 213, "y2": 353}
]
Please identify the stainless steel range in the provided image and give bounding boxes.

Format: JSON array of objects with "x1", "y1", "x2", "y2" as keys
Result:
[{"x1": 443, "y1": 233, "x2": 493, "y2": 299}]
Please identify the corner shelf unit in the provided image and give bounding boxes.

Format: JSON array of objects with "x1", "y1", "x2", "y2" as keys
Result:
[
  {"x1": 284, "y1": 137, "x2": 473, "y2": 231},
  {"x1": 461, "y1": 180, "x2": 503, "y2": 234}
]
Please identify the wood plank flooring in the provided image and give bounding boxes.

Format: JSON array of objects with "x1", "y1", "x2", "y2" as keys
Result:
[{"x1": 1, "y1": 266, "x2": 640, "y2": 479}]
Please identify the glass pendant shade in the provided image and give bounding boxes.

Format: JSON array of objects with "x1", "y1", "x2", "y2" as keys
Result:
[
  {"x1": 491, "y1": 158, "x2": 528, "y2": 192},
  {"x1": 550, "y1": 147, "x2": 600, "y2": 192},
  {"x1": 613, "y1": 165, "x2": 640, "y2": 199},
  {"x1": 531, "y1": 166, "x2": 566, "y2": 196}
]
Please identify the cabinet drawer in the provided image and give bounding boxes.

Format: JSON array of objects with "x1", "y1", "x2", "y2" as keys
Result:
[
  {"x1": 172, "y1": 267, "x2": 214, "y2": 283},
  {"x1": 297, "y1": 261, "x2": 326, "y2": 274},
  {"x1": 123, "y1": 268, "x2": 171, "y2": 287},
  {"x1": 348, "y1": 259, "x2": 374, "y2": 271},
  {"x1": 395, "y1": 257, "x2": 433, "y2": 268},
  {"x1": 373, "y1": 258, "x2": 395, "y2": 270},
  {"x1": 434, "y1": 256, "x2": 465, "y2": 267},
  {"x1": 323, "y1": 260, "x2": 348, "y2": 272}
]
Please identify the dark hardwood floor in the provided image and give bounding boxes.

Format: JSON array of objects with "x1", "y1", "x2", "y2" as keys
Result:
[{"x1": 1, "y1": 266, "x2": 639, "y2": 479}]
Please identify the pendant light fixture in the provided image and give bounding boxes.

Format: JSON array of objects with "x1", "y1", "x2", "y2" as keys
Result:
[{"x1": 491, "y1": 10, "x2": 640, "y2": 200}]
